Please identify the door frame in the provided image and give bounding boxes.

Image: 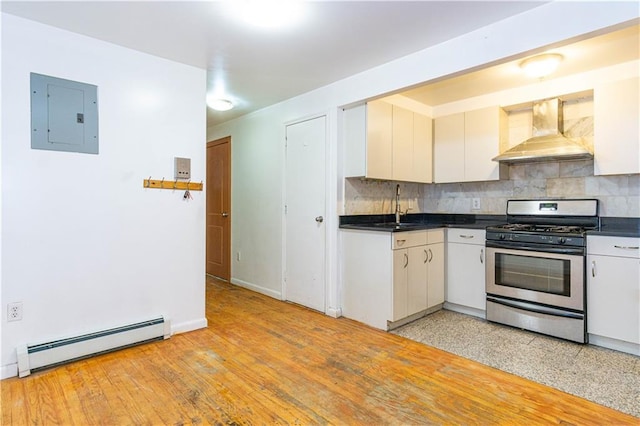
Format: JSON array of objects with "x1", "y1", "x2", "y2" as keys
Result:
[
  {"x1": 206, "y1": 136, "x2": 231, "y2": 281},
  {"x1": 282, "y1": 111, "x2": 337, "y2": 315}
]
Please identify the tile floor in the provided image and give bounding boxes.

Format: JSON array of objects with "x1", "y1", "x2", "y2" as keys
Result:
[{"x1": 392, "y1": 309, "x2": 640, "y2": 418}]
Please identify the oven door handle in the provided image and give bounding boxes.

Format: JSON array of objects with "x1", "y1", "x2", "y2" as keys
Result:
[
  {"x1": 485, "y1": 241, "x2": 584, "y2": 256},
  {"x1": 487, "y1": 295, "x2": 584, "y2": 319}
]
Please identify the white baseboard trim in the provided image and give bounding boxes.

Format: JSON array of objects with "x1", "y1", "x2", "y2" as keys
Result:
[
  {"x1": 588, "y1": 334, "x2": 640, "y2": 356},
  {"x1": 171, "y1": 318, "x2": 208, "y2": 335},
  {"x1": 443, "y1": 302, "x2": 486, "y2": 319},
  {"x1": 1, "y1": 363, "x2": 18, "y2": 380},
  {"x1": 231, "y1": 278, "x2": 282, "y2": 300},
  {"x1": 326, "y1": 307, "x2": 342, "y2": 318}
]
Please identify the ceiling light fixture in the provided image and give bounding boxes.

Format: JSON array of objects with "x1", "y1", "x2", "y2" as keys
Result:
[
  {"x1": 207, "y1": 97, "x2": 234, "y2": 111},
  {"x1": 226, "y1": 0, "x2": 307, "y2": 30},
  {"x1": 519, "y1": 53, "x2": 564, "y2": 79}
]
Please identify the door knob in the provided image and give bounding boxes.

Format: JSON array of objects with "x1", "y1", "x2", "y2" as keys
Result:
[
  {"x1": 222, "y1": 212, "x2": 229, "y2": 217},
  {"x1": 315, "y1": 216, "x2": 324, "y2": 223}
]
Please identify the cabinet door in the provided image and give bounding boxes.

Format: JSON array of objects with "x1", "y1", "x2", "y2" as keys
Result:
[
  {"x1": 366, "y1": 100, "x2": 393, "y2": 180},
  {"x1": 343, "y1": 104, "x2": 366, "y2": 177},
  {"x1": 392, "y1": 105, "x2": 413, "y2": 182},
  {"x1": 413, "y1": 113, "x2": 433, "y2": 183},
  {"x1": 427, "y1": 242, "x2": 445, "y2": 308},
  {"x1": 434, "y1": 113, "x2": 465, "y2": 183},
  {"x1": 407, "y1": 245, "x2": 428, "y2": 315},
  {"x1": 464, "y1": 106, "x2": 505, "y2": 182},
  {"x1": 446, "y1": 242, "x2": 486, "y2": 310},
  {"x1": 594, "y1": 77, "x2": 640, "y2": 176},
  {"x1": 587, "y1": 254, "x2": 640, "y2": 344},
  {"x1": 392, "y1": 249, "x2": 409, "y2": 321}
]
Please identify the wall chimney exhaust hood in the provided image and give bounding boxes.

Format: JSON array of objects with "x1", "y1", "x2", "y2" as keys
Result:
[{"x1": 492, "y1": 98, "x2": 593, "y2": 164}]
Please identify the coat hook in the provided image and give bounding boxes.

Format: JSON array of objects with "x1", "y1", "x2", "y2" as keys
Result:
[
  {"x1": 173, "y1": 179, "x2": 178, "y2": 189},
  {"x1": 146, "y1": 176, "x2": 152, "y2": 188}
]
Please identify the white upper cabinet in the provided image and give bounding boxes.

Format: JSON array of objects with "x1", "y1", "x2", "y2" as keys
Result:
[
  {"x1": 366, "y1": 100, "x2": 394, "y2": 180},
  {"x1": 392, "y1": 105, "x2": 413, "y2": 182},
  {"x1": 413, "y1": 112, "x2": 433, "y2": 184},
  {"x1": 344, "y1": 100, "x2": 433, "y2": 183},
  {"x1": 433, "y1": 113, "x2": 465, "y2": 183},
  {"x1": 465, "y1": 107, "x2": 508, "y2": 182},
  {"x1": 434, "y1": 106, "x2": 508, "y2": 183},
  {"x1": 593, "y1": 77, "x2": 640, "y2": 176}
]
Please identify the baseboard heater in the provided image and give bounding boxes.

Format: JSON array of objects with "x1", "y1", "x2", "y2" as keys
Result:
[{"x1": 17, "y1": 316, "x2": 170, "y2": 378}]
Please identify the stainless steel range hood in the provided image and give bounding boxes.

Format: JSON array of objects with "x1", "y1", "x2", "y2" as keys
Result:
[{"x1": 492, "y1": 98, "x2": 593, "y2": 164}]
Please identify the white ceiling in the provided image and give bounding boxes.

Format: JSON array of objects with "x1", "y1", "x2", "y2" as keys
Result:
[
  {"x1": 400, "y1": 24, "x2": 640, "y2": 107},
  {"x1": 1, "y1": 1, "x2": 549, "y2": 127}
]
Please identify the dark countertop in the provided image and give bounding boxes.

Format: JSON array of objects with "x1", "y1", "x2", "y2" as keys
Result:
[
  {"x1": 339, "y1": 213, "x2": 506, "y2": 233},
  {"x1": 588, "y1": 217, "x2": 640, "y2": 238},
  {"x1": 340, "y1": 214, "x2": 640, "y2": 237}
]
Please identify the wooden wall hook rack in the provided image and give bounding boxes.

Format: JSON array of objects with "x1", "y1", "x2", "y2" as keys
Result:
[{"x1": 143, "y1": 179, "x2": 203, "y2": 191}]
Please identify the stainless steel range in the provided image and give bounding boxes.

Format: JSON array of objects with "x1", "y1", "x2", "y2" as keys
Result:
[{"x1": 485, "y1": 199, "x2": 599, "y2": 343}]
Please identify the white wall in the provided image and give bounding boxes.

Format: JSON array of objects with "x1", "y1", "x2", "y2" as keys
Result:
[
  {"x1": 207, "y1": 2, "x2": 638, "y2": 313},
  {"x1": 1, "y1": 14, "x2": 207, "y2": 378}
]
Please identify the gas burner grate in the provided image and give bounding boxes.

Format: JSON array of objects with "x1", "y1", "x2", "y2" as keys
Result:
[{"x1": 494, "y1": 224, "x2": 593, "y2": 235}]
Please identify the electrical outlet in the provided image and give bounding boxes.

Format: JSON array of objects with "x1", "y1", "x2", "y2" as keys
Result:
[
  {"x1": 472, "y1": 198, "x2": 481, "y2": 210},
  {"x1": 7, "y1": 302, "x2": 23, "y2": 322},
  {"x1": 236, "y1": 251, "x2": 241, "y2": 261}
]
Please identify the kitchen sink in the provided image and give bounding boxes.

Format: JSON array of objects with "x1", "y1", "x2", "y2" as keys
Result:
[{"x1": 369, "y1": 222, "x2": 425, "y2": 230}]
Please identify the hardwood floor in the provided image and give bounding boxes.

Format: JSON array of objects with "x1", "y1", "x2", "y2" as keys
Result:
[{"x1": 2, "y1": 277, "x2": 637, "y2": 425}]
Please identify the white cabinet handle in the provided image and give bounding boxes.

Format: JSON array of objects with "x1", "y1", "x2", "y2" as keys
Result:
[
  {"x1": 614, "y1": 245, "x2": 639, "y2": 250},
  {"x1": 480, "y1": 248, "x2": 484, "y2": 264},
  {"x1": 423, "y1": 249, "x2": 428, "y2": 264},
  {"x1": 404, "y1": 253, "x2": 408, "y2": 268},
  {"x1": 460, "y1": 235, "x2": 474, "y2": 239},
  {"x1": 591, "y1": 260, "x2": 596, "y2": 277}
]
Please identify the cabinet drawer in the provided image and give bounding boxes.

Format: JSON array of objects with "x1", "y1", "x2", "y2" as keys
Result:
[
  {"x1": 392, "y1": 231, "x2": 427, "y2": 249},
  {"x1": 447, "y1": 228, "x2": 485, "y2": 245},
  {"x1": 587, "y1": 236, "x2": 640, "y2": 258},
  {"x1": 427, "y1": 228, "x2": 445, "y2": 244}
]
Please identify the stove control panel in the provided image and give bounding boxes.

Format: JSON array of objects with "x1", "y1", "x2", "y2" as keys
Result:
[{"x1": 488, "y1": 232, "x2": 585, "y2": 247}]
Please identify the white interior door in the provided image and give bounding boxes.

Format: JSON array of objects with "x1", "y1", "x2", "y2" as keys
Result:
[{"x1": 285, "y1": 115, "x2": 326, "y2": 312}]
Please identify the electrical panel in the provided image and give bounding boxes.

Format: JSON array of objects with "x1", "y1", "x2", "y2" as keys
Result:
[{"x1": 30, "y1": 73, "x2": 99, "y2": 154}]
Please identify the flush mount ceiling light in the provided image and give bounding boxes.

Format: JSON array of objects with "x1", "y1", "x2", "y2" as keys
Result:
[
  {"x1": 519, "y1": 53, "x2": 564, "y2": 78},
  {"x1": 207, "y1": 97, "x2": 234, "y2": 111},
  {"x1": 226, "y1": 0, "x2": 307, "y2": 30}
]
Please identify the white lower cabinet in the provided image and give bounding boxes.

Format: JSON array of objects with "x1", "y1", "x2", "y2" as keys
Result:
[
  {"x1": 342, "y1": 228, "x2": 444, "y2": 330},
  {"x1": 587, "y1": 236, "x2": 640, "y2": 354},
  {"x1": 445, "y1": 228, "x2": 486, "y2": 316},
  {"x1": 392, "y1": 230, "x2": 445, "y2": 321}
]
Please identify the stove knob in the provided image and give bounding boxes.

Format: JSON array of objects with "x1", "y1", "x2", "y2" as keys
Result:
[
  {"x1": 559, "y1": 237, "x2": 567, "y2": 244},
  {"x1": 499, "y1": 234, "x2": 506, "y2": 240}
]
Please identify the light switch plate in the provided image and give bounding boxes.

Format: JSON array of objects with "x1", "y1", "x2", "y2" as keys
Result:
[{"x1": 174, "y1": 157, "x2": 191, "y2": 180}]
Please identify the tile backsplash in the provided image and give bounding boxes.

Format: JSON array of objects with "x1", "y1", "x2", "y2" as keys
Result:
[{"x1": 345, "y1": 164, "x2": 639, "y2": 217}]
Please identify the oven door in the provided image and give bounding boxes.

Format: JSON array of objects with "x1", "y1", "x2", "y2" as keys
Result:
[{"x1": 486, "y1": 244, "x2": 584, "y2": 311}]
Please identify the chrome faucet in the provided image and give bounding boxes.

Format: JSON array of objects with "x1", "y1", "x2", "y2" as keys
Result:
[
  {"x1": 394, "y1": 184, "x2": 412, "y2": 224},
  {"x1": 395, "y1": 184, "x2": 401, "y2": 224}
]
